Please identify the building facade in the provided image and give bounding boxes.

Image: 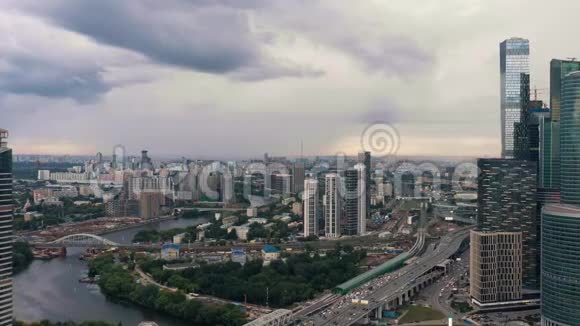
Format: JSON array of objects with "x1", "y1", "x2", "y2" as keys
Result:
[
  {"x1": 550, "y1": 59, "x2": 580, "y2": 122},
  {"x1": 541, "y1": 205, "x2": 580, "y2": 326},
  {"x1": 323, "y1": 173, "x2": 341, "y2": 238},
  {"x1": 139, "y1": 192, "x2": 163, "y2": 219},
  {"x1": 470, "y1": 231, "x2": 522, "y2": 304},
  {"x1": 303, "y1": 178, "x2": 318, "y2": 237},
  {"x1": 470, "y1": 158, "x2": 538, "y2": 304},
  {"x1": 357, "y1": 152, "x2": 371, "y2": 219},
  {"x1": 541, "y1": 71, "x2": 580, "y2": 326},
  {"x1": 292, "y1": 162, "x2": 305, "y2": 194},
  {"x1": 560, "y1": 71, "x2": 580, "y2": 205},
  {"x1": 0, "y1": 129, "x2": 12, "y2": 325},
  {"x1": 500, "y1": 38, "x2": 530, "y2": 158}
]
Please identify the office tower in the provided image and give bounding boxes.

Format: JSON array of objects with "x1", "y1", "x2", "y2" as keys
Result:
[
  {"x1": 470, "y1": 159, "x2": 538, "y2": 305},
  {"x1": 355, "y1": 164, "x2": 367, "y2": 234},
  {"x1": 470, "y1": 231, "x2": 522, "y2": 303},
  {"x1": 541, "y1": 205, "x2": 580, "y2": 325},
  {"x1": 514, "y1": 73, "x2": 548, "y2": 162},
  {"x1": 550, "y1": 59, "x2": 580, "y2": 121},
  {"x1": 539, "y1": 117, "x2": 561, "y2": 190},
  {"x1": 559, "y1": 71, "x2": 580, "y2": 204},
  {"x1": 221, "y1": 172, "x2": 234, "y2": 205},
  {"x1": 343, "y1": 164, "x2": 366, "y2": 236},
  {"x1": 401, "y1": 173, "x2": 416, "y2": 197},
  {"x1": 291, "y1": 162, "x2": 305, "y2": 194},
  {"x1": 323, "y1": 173, "x2": 341, "y2": 238},
  {"x1": 0, "y1": 129, "x2": 12, "y2": 325},
  {"x1": 139, "y1": 191, "x2": 163, "y2": 219},
  {"x1": 140, "y1": 150, "x2": 153, "y2": 170},
  {"x1": 303, "y1": 178, "x2": 318, "y2": 237},
  {"x1": 541, "y1": 71, "x2": 580, "y2": 326},
  {"x1": 96, "y1": 152, "x2": 103, "y2": 164},
  {"x1": 111, "y1": 153, "x2": 118, "y2": 169},
  {"x1": 500, "y1": 37, "x2": 529, "y2": 158},
  {"x1": 271, "y1": 173, "x2": 291, "y2": 195},
  {"x1": 357, "y1": 152, "x2": 371, "y2": 217}
]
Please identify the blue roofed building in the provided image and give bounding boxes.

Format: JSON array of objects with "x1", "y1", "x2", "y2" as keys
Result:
[
  {"x1": 161, "y1": 243, "x2": 180, "y2": 260},
  {"x1": 261, "y1": 245, "x2": 280, "y2": 265}
]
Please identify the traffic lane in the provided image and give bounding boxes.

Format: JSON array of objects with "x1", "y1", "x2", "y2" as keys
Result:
[{"x1": 315, "y1": 232, "x2": 469, "y2": 325}]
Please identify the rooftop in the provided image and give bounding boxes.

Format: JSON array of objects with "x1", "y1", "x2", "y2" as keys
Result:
[
  {"x1": 162, "y1": 243, "x2": 180, "y2": 250},
  {"x1": 262, "y1": 245, "x2": 280, "y2": 253}
]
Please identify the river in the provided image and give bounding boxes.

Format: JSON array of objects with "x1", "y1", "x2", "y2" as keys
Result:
[{"x1": 14, "y1": 216, "x2": 209, "y2": 326}]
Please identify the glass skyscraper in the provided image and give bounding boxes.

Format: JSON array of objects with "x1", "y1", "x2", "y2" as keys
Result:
[
  {"x1": 550, "y1": 59, "x2": 580, "y2": 122},
  {"x1": 0, "y1": 129, "x2": 12, "y2": 325},
  {"x1": 541, "y1": 72, "x2": 580, "y2": 326},
  {"x1": 560, "y1": 72, "x2": 580, "y2": 204},
  {"x1": 541, "y1": 205, "x2": 580, "y2": 326},
  {"x1": 473, "y1": 159, "x2": 538, "y2": 289},
  {"x1": 500, "y1": 38, "x2": 529, "y2": 158}
]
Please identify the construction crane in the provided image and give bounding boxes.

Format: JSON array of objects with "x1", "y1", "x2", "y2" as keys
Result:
[{"x1": 532, "y1": 86, "x2": 548, "y2": 102}]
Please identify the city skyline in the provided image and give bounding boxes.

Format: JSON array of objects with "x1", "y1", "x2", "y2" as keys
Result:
[{"x1": 3, "y1": 1, "x2": 580, "y2": 158}]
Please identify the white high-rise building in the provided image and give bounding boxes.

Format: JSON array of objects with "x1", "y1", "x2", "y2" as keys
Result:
[
  {"x1": 303, "y1": 178, "x2": 318, "y2": 237},
  {"x1": 324, "y1": 173, "x2": 341, "y2": 238},
  {"x1": 37, "y1": 169, "x2": 51, "y2": 181},
  {"x1": 354, "y1": 164, "x2": 367, "y2": 235}
]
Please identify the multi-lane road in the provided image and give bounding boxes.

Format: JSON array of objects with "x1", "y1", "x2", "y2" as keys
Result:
[{"x1": 306, "y1": 227, "x2": 471, "y2": 326}]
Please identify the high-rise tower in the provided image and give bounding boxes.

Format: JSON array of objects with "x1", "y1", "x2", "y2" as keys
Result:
[
  {"x1": 541, "y1": 71, "x2": 580, "y2": 326},
  {"x1": 0, "y1": 129, "x2": 13, "y2": 325},
  {"x1": 500, "y1": 37, "x2": 530, "y2": 158},
  {"x1": 323, "y1": 173, "x2": 341, "y2": 238},
  {"x1": 303, "y1": 178, "x2": 318, "y2": 237},
  {"x1": 470, "y1": 159, "x2": 538, "y2": 305}
]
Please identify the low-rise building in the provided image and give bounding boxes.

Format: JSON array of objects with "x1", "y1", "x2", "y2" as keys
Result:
[
  {"x1": 261, "y1": 245, "x2": 280, "y2": 264},
  {"x1": 173, "y1": 233, "x2": 186, "y2": 244},
  {"x1": 248, "y1": 217, "x2": 268, "y2": 225},
  {"x1": 231, "y1": 247, "x2": 247, "y2": 265},
  {"x1": 161, "y1": 243, "x2": 180, "y2": 260},
  {"x1": 292, "y1": 202, "x2": 302, "y2": 216},
  {"x1": 228, "y1": 225, "x2": 250, "y2": 240},
  {"x1": 23, "y1": 212, "x2": 43, "y2": 222},
  {"x1": 246, "y1": 207, "x2": 258, "y2": 217}
]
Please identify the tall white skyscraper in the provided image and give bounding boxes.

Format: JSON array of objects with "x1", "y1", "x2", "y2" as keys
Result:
[
  {"x1": 354, "y1": 164, "x2": 367, "y2": 235},
  {"x1": 500, "y1": 37, "x2": 529, "y2": 158},
  {"x1": 324, "y1": 173, "x2": 341, "y2": 238},
  {"x1": 303, "y1": 178, "x2": 318, "y2": 237}
]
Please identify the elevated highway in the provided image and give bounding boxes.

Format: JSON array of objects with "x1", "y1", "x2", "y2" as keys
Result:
[{"x1": 307, "y1": 227, "x2": 471, "y2": 326}]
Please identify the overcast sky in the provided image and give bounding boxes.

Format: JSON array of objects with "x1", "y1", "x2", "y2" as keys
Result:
[{"x1": 1, "y1": 0, "x2": 578, "y2": 159}]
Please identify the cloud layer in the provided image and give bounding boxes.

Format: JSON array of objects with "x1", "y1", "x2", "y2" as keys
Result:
[{"x1": 2, "y1": 0, "x2": 577, "y2": 158}]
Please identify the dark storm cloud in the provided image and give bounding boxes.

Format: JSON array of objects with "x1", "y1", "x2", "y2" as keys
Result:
[
  {"x1": 0, "y1": 55, "x2": 110, "y2": 103},
  {"x1": 20, "y1": 0, "x2": 319, "y2": 80}
]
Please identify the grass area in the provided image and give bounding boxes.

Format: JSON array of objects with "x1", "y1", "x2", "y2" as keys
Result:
[
  {"x1": 399, "y1": 200, "x2": 421, "y2": 211},
  {"x1": 399, "y1": 305, "x2": 446, "y2": 323},
  {"x1": 451, "y1": 300, "x2": 473, "y2": 313}
]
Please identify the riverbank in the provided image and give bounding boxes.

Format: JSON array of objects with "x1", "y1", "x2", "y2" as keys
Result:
[
  {"x1": 89, "y1": 254, "x2": 247, "y2": 326},
  {"x1": 96, "y1": 215, "x2": 177, "y2": 236},
  {"x1": 14, "y1": 217, "x2": 210, "y2": 326}
]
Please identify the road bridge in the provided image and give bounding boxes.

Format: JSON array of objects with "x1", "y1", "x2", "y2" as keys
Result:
[{"x1": 308, "y1": 228, "x2": 470, "y2": 326}]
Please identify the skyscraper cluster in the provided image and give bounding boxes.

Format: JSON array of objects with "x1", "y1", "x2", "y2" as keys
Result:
[
  {"x1": 472, "y1": 37, "x2": 580, "y2": 325},
  {"x1": 302, "y1": 153, "x2": 369, "y2": 238}
]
